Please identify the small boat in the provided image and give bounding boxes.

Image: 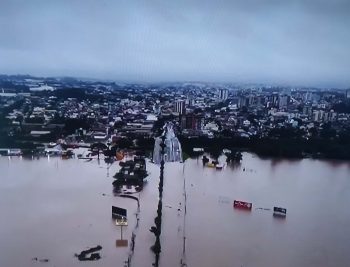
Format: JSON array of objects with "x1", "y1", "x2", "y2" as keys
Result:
[
  {"x1": 233, "y1": 200, "x2": 252, "y2": 210},
  {"x1": 206, "y1": 163, "x2": 216, "y2": 168},
  {"x1": 273, "y1": 207, "x2": 287, "y2": 217}
]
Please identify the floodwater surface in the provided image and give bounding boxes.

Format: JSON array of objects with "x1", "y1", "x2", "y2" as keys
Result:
[{"x1": 0, "y1": 153, "x2": 350, "y2": 267}]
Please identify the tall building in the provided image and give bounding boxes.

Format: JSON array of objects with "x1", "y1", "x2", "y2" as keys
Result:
[
  {"x1": 181, "y1": 113, "x2": 204, "y2": 131},
  {"x1": 278, "y1": 95, "x2": 290, "y2": 109},
  {"x1": 313, "y1": 110, "x2": 324, "y2": 122},
  {"x1": 219, "y1": 89, "x2": 228, "y2": 101},
  {"x1": 346, "y1": 90, "x2": 350, "y2": 99},
  {"x1": 248, "y1": 95, "x2": 257, "y2": 106},
  {"x1": 303, "y1": 105, "x2": 312, "y2": 117},
  {"x1": 187, "y1": 97, "x2": 195, "y2": 106},
  {"x1": 266, "y1": 94, "x2": 279, "y2": 108},
  {"x1": 329, "y1": 110, "x2": 337, "y2": 121},
  {"x1": 304, "y1": 91, "x2": 313, "y2": 102},
  {"x1": 239, "y1": 96, "x2": 249, "y2": 108},
  {"x1": 174, "y1": 100, "x2": 185, "y2": 115}
]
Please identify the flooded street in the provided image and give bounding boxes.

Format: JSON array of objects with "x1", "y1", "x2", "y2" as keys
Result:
[
  {"x1": 0, "y1": 153, "x2": 350, "y2": 267},
  {"x1": 0, "y1": 156, "x2": 142, "y2": 267},
  {"x1": 183, "y1": 154, "x2": 350, "y2": 267}
]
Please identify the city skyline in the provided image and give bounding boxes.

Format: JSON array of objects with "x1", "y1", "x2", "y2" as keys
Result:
[{"x1": 1, "y1": 0, "x2": 350, "y2": 87}]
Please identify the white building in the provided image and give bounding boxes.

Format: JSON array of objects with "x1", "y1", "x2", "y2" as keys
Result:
[
  {"x1": 219, "y1": 89, "x2": 228, "y2": 101},
  {"x1": 174, "y1": 100, "x2": 186, "y2": 115}
]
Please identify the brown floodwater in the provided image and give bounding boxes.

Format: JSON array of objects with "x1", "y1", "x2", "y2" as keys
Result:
[
  {"x1": 0, "y1": 153, "x2": 350, "y2": 267},
  {"x1": 183, "y1": 154, "x2": 350, "y2": 267}
]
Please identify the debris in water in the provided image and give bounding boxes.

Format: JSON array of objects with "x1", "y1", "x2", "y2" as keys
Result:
[
  {"x1": 256, "y1": 207, "x2": 271, "y2": 211},
  {"x1": 75, "y1": 245, "x2": 102, "y2": 261},
  {"x1": 32, "y1": 257, "x2": 49, "y2": 263}
]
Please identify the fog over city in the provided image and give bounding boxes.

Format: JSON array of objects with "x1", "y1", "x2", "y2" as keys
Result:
[{"x1": 0, "y1": 0, "x2": 349, "y2": 87}]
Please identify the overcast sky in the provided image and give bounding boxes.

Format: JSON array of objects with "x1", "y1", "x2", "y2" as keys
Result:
[{"x1": 0, "y1": 0, "x2": 349, "y2": 87}]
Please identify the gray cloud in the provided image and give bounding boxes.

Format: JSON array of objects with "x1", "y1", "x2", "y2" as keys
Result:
[{"x1": 0, "y1": 0, "x2": 349, "y2": 87}]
